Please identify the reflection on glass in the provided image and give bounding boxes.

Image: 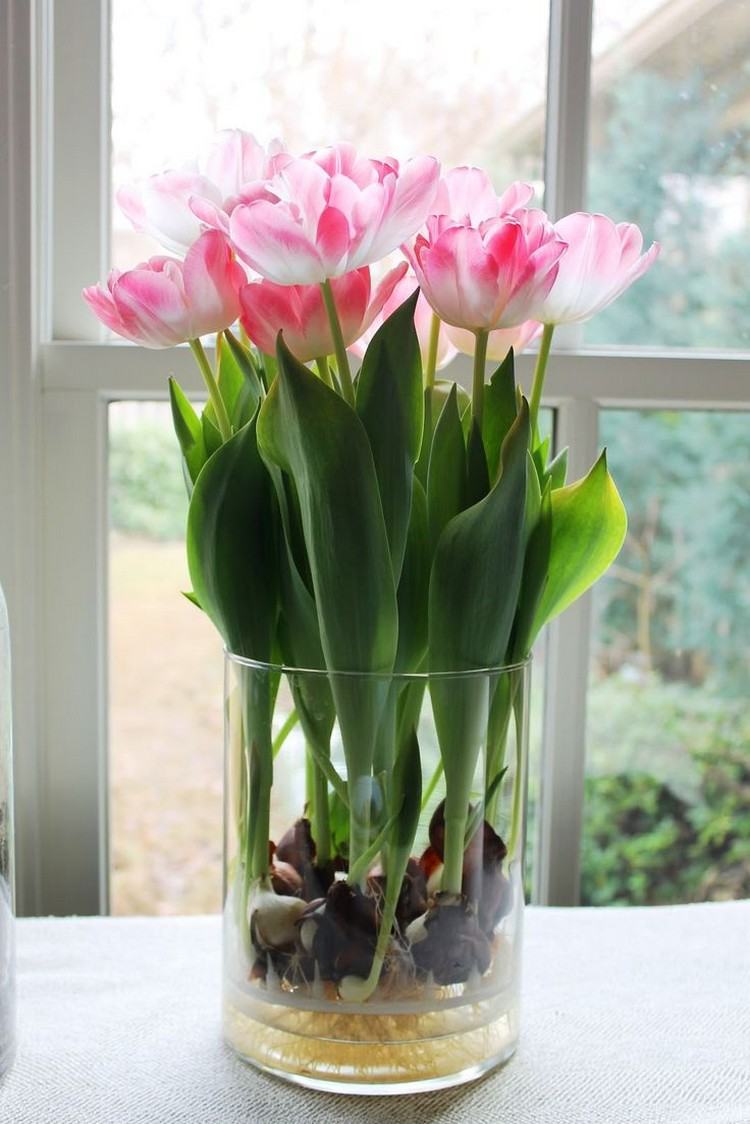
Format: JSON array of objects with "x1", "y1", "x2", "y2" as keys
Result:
[
  {"x1": 111, "y1": 0, "x2": 549, "y2": 267},
  {"x1": 588, "y1": 0, "x2": 750, "y2": 349},
  {"x1": 109, "y1": 401, "x2": 224, "y2": 915},
  {"x1": 584, "y1": 410, "x2": 750, "y2": 905}
]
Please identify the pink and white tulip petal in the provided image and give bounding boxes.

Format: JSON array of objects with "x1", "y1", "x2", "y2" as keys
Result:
[
  {"x1": 538, "y1": 212, "x2": 660, "y2": 324},
  {"x1": 446, "y1": 319, "x2": 542, "y2": 362},
  {"x1": 229, "y1": 147, "x2": 440, "y2": 284},
  {"x1": 350, "y1": 273, "x2": 458, "y2": 371},
  {"x1": 413, "y1": 214, "x2": 566, "y2": 332},
  {"x1": 433, "y1": 168, "x2": 534, "y2": 226},
  {"x1": 117, "y1": 131, "x2": 287, "y2": 256},
  {"x1": 238, "y1": 262, "x2": 407, "y2": 362},
  {"x1": 83, "y1": 231, "x2": 243, "y2": 347}
]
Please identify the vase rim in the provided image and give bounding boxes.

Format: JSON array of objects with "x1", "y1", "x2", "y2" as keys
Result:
[{"x1": 224, "y1": 650, "x2": 532, "y2": 680}]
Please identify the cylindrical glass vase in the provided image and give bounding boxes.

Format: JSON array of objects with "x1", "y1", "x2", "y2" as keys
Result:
[
  {"x1": 0, "y1": 585, "x2": 15, "y2": 1078},
  {"x1": 222, "y1": 653, "x2": 530, "y2": 1094}
]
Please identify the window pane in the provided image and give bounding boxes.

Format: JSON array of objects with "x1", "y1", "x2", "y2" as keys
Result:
[
  {"x1": 583, "y1": 410, "x2": 750, "y2": 905},
  {"x1": 587, "y1": 0, "x2": 750, "y2": 349},
  {"x1": 109, "y1": 402, "x2": 223, "y2": 914},
  {"x1": 111, "y1": 0, "x2": 549, "y2": 268}
]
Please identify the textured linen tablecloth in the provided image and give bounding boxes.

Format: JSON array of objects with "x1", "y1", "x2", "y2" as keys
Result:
[{"x1": 0, "y1": 903, "x2": 749, "y2": 1124}]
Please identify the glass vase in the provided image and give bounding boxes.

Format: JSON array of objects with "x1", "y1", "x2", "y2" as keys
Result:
[
  {"x1": 0, "y1": 584, "x2": 15, "y2": 1078},
  {"x1": 222, "y1": 652, "x2": 530, "y2": 1095}
]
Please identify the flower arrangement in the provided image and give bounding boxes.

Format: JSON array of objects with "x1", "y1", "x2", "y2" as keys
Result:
[{"x1": 85, "y1": 130, "x2": 658, "y2": 1059}]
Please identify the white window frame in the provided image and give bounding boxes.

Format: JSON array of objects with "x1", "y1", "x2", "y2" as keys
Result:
[{"x1": 2, "y1": 0, "x2": 749, "y2": 915}]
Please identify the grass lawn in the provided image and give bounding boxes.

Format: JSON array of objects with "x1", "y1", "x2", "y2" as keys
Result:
[{"x1": 109, "y1": 534, "x2": 224, "y2": 914}]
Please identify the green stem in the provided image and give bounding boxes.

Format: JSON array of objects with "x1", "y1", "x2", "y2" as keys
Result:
[
  {"x1": 189, "y1": 338, "x2": 232, "y2": 442},
  {"x1": 320, "y1": 279, "x2": 356, "y2": 407},
  {"x1": 506, "y1": 681, "x2": 527, "y2": 861},
  {"x1": 311, "y1": 749, "x2": 331, "y2": 866},
  {"x1": 272, "y1": 709, "x2": 298, "y2": 758},
  {"x1": 441, "y1": 794, "x2": 468, "y2": 895},
  {"x1": 529, "y1": 323, "x2": 554, "y2": 436},
  {"x1": 484, "y1": 678, "x2": 513, "y2": 822},
  {"x1": 472, "y1": 329, "x2": 489, "y2": 430},
  {"x1": 435, "y1": 676, "x2": 489, "y2": 896},
  {"x1": 314, "y1": 355, "x2": 334, "y2": 389},
  {"x1": 424, "y1": 312, "x2": 441, "y2": 389},
  {"x1": 305, "y1": 735, "x2": 349, "y2": 805},
  {"x1": 421, "y1": 759, "x2": 444, "y2": 812},
  {"x1": 241, "y1": 672, "x2": 274, "y2": 883},
  {"x1": 347, "y1": 810, "x2": 398, "y2": 887}
]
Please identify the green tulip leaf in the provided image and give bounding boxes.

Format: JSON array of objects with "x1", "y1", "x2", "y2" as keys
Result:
[
  {"x1": 428, "y1": 400, "x2": 530, "y2": 894},
  {"x1": 482, "y1": 349, "x2": 517, "y2": 483},
  {"x1": 547, "y1": 445, "x2": 569, "y2": 490},
  {"x1": 187, "y1": 412, "x2": 277, "y2": 660},
  {"x1": 258, "y1": 335, "x2": 397, "y2": 675},
  {"x1": 356, "y1": 289, "x2": 423, "y2": 580},
  {"x1": 201, "y1": 410, "x2": 222, "y2": 458},
  {"x1": 428, "y1": 399, "x2": 531, "y2": 673},
  {"x1": 258, "y1": 334, "x2": 398, "y2": 872},
  {"x1": 533, "y1": 451, "x2": 627, "y2": 634},
  {"x1": 532, "y1": 435, "x2": 551, "y2": 483},
  {"x1": 168, "y1": 376, "x2": 207, "y2": 487},
  {"x1": 216, "y1": 331, "x2": 261, "y2": 429},
  {"x1": 427, "y1": 383, "x2": 467, "y2": 550},
  {"x1": 416, "y1": 380, "x2": 471, "y2": 487},
  {"x1": 222, "y1": 329, "x2": 263, "y2": 417},
  {"x1": 512, "y1": 480, "x2": 552, "y2": 659},
  {"x1": 466, "y1": 417, "x2": 490, "y2": 506},
  {"x1": 395, "y1": 477, "x2": 429, "y2": 673}
]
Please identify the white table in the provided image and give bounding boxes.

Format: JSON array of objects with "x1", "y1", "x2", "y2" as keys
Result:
[{"x1": 1, "y1": 903, "x2": 748, "y2": 1123}]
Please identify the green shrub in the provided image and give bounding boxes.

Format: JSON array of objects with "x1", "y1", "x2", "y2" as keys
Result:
[
  {"x1": 581, "y1": 679, "x2": 750, "y2": 905},
  {"x1": 109, "y1": 419, "x2": 188, "y2": 540}
]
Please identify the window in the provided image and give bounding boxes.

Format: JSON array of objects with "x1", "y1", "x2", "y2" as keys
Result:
[
  {"x1": 583, "y1": 409, "x2": 750, "y2": 905},
  {"x1": 2, "y1": 0, "x2": 748, "y2": 916},
  {"x1": 108, "y1": 402, "x2": 224, "y2": 915}
]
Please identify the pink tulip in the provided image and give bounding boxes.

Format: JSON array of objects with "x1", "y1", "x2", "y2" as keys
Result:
[
  {"x1": 349, "y1": 273, "x2": 457, "y2": 370},
  {"x1": 445, "y1": 318, "x2": 542, "y2": 362},
  {"x1": 538, "y1": 212, "x2": 660, "y2": 324},
  {"x1": 117, "y1": 130, "x2": 286, "y2": 256},
  {"x1": 433, "y1": 167, "x2": 534, "y2": 225},
  {"x1": 82, "y1": 230, "x2": 244, "y2": 347},
  {"x1": 229, "y1": 144, "x2": 440, "y2": 284},
  {"x1": 239, "y1": 263, "x2": 407, "y2": 362},
  {"x1": 409, "y1": 210, "x2": 566, "y2": 332}
]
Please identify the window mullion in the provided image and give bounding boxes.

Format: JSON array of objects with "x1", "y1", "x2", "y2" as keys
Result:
[
  {"x1": 544, "y1": 0, "x2": 593, "y2": 219},
  {"x1": 533, "y1": 398, "x2": 599, "y2": 906},
  {"x1": 1, "y1": 0, "x2": 45, "y2": 917},
  {"x1": 40, "y1": 389, "x2": 109, "y2": 915},
  {"x1": 532, "y1": 0, "x2": 596, "y2": 905},
  {"x1": 51, "y1": 0, "x2": 110, "y2": 339},
  {"x1": 543, "y1": 0, "x2": 593, "y2": 353}
]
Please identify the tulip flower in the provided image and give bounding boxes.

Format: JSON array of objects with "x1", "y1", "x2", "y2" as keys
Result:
[
  {"x1": 239, "y1": 262, "x2": 408, "y2": 365},
  {"x1": 524, "y1": 214, "x2": 659, "y2": 434},
  {"x1": 409, "y1": 211, "x2": 565, "y2": 425},
  {"x1": 433, "y1": 167, "x2": 534, "y2": 226},
  {"x1": 83, "y1": 230, "x2": 245, "y2": 439},
  {"x1": 349, "y1": 273, "x2": 457, "y2": 373},
  {"x1": 230, "y1": 144, "x2": 439, "y2": 406},
  {"x1": 229, "y1": 145, "x2": 440, "y2": 284},
  {"x1": 410, "y1": 210, "x2": 565, "y2": 334},
  {"x1": 83, "y1": 230, "x2": 244, "y2": 347},
  {"x1": 537, "y1": 212, "x2": 660, "y2": 325},
  {"x1": 445, "y1": 318, "x2": 542, "y2": 363},
  {"x1": 117, "y1": 130, "x2": 286, "y2": 256}
]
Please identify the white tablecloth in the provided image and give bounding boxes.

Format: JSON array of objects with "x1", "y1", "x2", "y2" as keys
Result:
[{"x1": 0, "y1": 903, "x2": 748, "y2": 1123}]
